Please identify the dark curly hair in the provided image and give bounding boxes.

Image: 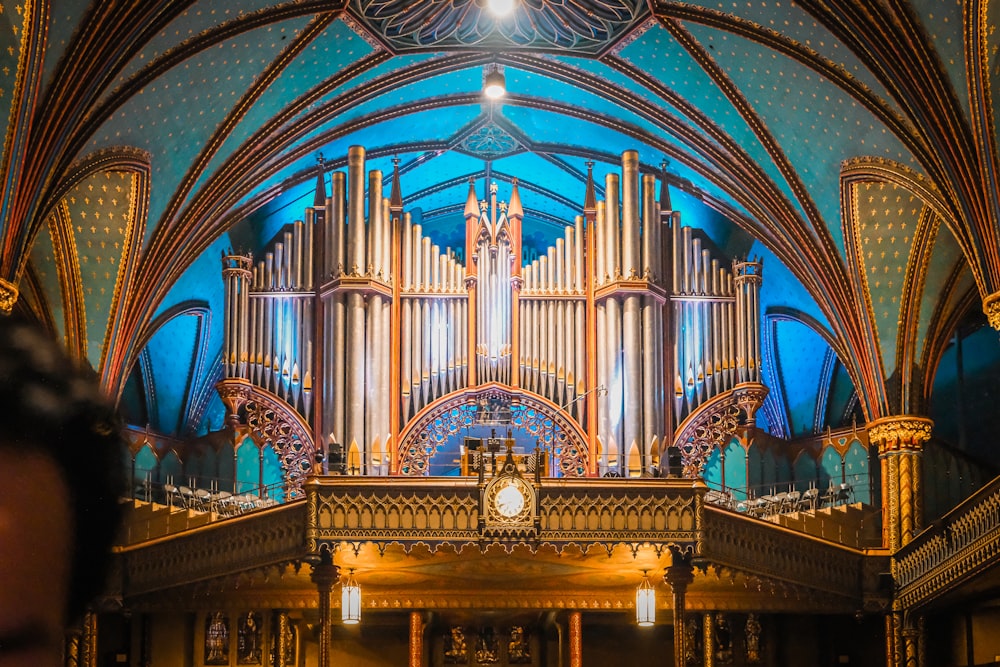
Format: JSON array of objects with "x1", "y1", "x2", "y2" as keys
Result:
[{"x1": 0, "y1": 315, "x2": 126, "y2": 622}]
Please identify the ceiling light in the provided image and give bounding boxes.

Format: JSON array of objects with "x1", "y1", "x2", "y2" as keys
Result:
[
  {"x1": 484, "y1": 69, "x2": 506, "y2": 99},
  {"x1": 488, "y1": 0, "x2": 515, "y2": 17},
  {"x1": 341, "y1": 570, "x2": 361, "y2": 625},
  {"x1": 636, "y1": 571, "x2": 656, "y2": 627}
]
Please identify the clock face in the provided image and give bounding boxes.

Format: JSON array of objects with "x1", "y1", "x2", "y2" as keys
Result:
[{"x1": 495, "y1": 481, "x2": 526, "y2": 518}]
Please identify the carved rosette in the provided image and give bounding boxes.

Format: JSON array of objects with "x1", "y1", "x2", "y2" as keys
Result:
[
  {"x1": 397, "y1": 389, "x2": 588, "y2": 477},
  {"x1": 0, "y1": 277, "x2": 18, "y2": 315},
  {"x1": 983, "y1": 289, "x2": 1000, "y2": 330}
]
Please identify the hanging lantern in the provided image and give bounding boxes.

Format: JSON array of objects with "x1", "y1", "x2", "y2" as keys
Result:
[
  {"x1": 342, "y1": 570, "x2": 361, "y2": 625},
  {"x1": 636, "y1": 571, "x2": 655, "y2": 627}
]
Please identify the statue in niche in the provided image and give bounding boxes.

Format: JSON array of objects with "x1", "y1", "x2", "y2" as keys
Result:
[
  {"x1": 443, "y1": 626, "x2": 468, "y2": 664},
  {"x1": 684, "y1": 617, "x2": 700, "y2": 666},
  {"x1": 475, "y1": 626, "x2": 499, "y2": 664},
  {"x1": 238, "y1": 611, "x2": 262, "y2": 665},
  {"x1": 745, "y1": 613, "x2": 762, "y2": 663},
  {"x1": 507, "y1": 625, "x2": 531, "y2": 663},
  {"x1": 714, "y1": 614, "x2": 733, "y2": 665},
  {"x1": 205, "y1": 612, "x2": 229, "y2": 665}
]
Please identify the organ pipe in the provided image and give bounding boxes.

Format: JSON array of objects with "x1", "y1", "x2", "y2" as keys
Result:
[{"x1": 219, "y1": 146, "x2": 764, "y2": 481}]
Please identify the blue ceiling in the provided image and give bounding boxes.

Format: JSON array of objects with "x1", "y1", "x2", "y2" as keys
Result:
[{"x1": 5, "y1": 0, "x2": 999, "y2": 455}]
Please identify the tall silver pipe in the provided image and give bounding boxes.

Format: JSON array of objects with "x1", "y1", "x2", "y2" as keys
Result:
[
  {"x1": 623, "y1": 293, "x2": 641, "y2": 472},
  {"x1": 347, "y1": 146, "x2": 366, "y2": 275},
  {"x1": 621, "y1": 150, "x2": 640, "y2": 279}
]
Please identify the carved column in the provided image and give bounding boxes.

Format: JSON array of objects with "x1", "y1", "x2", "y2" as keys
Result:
[
  {"x1": 310, "y1": 551, "x2": 340, "y2": 667},
  {"x1": 568, "y1": 611, "x2": 582, "y2": 667},
  {"x1": 868, "y1": 416, "x2": 931, "y2": 551},
  {"x1": 664, "y1": 551, "x2": 694, "y2": 666},
  {"x1": 409, "y1": 611, "x2": 423, "y2": 667},
  {"x1": 81, "y1": 612, "x2": 98, "y2": 667},
  {"x1": 64, "y1": 629, "x2": 81, "y2": 667},
  {"x1": 702, "y1": 613, "x2": 715, "y2": 667},
  {"x1": 273, "y1": 611, "x2": 291, "y2": 667},
  {"x1": 870, "y1": 417, "x2": 930, "y2": 667}
]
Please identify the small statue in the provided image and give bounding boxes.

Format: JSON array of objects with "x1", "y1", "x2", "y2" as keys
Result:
[
  {"x1": 475, "y1": 627, "x2": 499, "y2": 664},
  {"x1": 715, "y1": 614, "x2": 733, "y2": 665},
  {"x1": 745, "y1": 613, "x2": 762, "y2": 663},
  {"x1": 205, "y1": 612, "x2": 229, "y2": 665},
  {"x1": 507, "y1": 625, "x2": 531, "y2": 663},
  {"x1": 444, "y1": 626, "x2": 468, "y2": 664}
]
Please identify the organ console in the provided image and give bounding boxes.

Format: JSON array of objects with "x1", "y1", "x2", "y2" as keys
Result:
[{"x1": 219, "y1": 146, "x2": 766, "y2": 493}]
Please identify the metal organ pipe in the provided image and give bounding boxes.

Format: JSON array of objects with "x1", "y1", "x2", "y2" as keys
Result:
[
  {"x1": 329, "y1": 172, "x2": 347, "y2": 455},
  {"x1": 216, "y1": 146, "x2": 768, "y2": 482}
]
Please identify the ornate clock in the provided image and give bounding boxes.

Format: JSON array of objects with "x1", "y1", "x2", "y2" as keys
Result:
[{"x1": 483, "y1": 467, "x2": 535, "y2": 527}]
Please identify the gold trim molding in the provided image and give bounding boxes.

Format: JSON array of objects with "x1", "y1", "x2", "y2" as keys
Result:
[
  {"x1": 867, "y1": 416, "x2": 932, "y2": 454},
  {"x1": 0, "y1": 278, "x2": 18, "y2": 314},
  {"x1": 984, "y1": 289, "x2": 1000, "y2": 330}
]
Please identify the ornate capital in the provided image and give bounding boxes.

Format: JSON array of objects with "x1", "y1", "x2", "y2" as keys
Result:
[
  {"x1": 215, "y1": 378, "x2": 252, "y2": 424},
  {"x1": 984, "y1": 289, "x2": 1000, "y2": 329},
  {"x1": 0, "y1": 278, "x2": 18, "y2": 315},
  {"x1": 867, "y1": 416, "x2": 932, "y2": 455}
]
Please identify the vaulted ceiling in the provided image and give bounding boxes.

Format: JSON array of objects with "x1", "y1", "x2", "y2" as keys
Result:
[{"x1": 3, "y1": 0, "x2": 1000, "y2": 460}]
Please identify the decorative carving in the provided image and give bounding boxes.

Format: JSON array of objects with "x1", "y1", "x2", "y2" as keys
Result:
[
  {"x1": 507, "y1": 626, "x2": 531, "y2": 663},
  {"x1": 398, "y1": 388, "x2": 588, "y2": 477},
  {"x1": 244, "y1": 392, "x2": 315, "y2": 498},
  {"x1": 674, "y1": 397, "x2": 743, "y2": 478},
  {"x1": 745, "y1": 613, "x2": 762, "y2": 664},
  {"x1": 867, "y1": 416, "x2": 932, "y2": 454},
  {"x1": 444, "y1": 626, "x2": 469, "y2": 664},
  {"x1": 895, "y1": 478, "x2": 1000, "y2": 609},
  {"x1": 458, "y1": 123, "x2": 521, "y2": 159},
  {"x1": 0, "y1": 277, "x2": 17, "y2": 315},
  {"x1": 123, "y1": 503, "x2": 308, "y2": 596},
  {"x1": 699, "y1": 506, "x2": 865, "y2": 601},
  {"x1": 983, "y1": 289, "x2": 1000, "y2": 329},
  {"x1": 349, "y1": 0, "x2": 649, "y2": 54},
  {"x1": 205, "y1": 612, "x2": 230, "y2": 665},
  {"x1": 475, "y1": 627, "x2": 499, "y2": 664},
  {"x1": 237, "y1": 611, "x2": 262, "y2": 665}
]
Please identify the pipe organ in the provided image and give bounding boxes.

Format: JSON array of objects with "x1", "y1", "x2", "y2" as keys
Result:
[{"x1": 220, "y1": 147, "x2": 765, "y2": 484}]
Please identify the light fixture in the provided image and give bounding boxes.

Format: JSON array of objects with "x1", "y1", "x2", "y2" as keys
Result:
[
  {"x1": 487, "y1": 0, "x2": 515, "y2": 16},
  {"x1": 484, "y1": 67, "x2": 506, "y2": 99},
  {"x1": 341, "y1": 570, "x2": 361, "y2": 625},
  {"x1": 636, "y1": 571, "x2": 656, "y2": 627}
]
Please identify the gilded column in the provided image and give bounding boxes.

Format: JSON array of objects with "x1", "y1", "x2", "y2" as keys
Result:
[
  {"x1": 64, "y1": 628, "x2": 81, "y2": 667},
  {"x1": 310, "y1": 551, "x2": 340, "y2": 667},
  {"x1": 273, "y1": 611, "x2": 291, "y2": 667},
  {"x1": 568, "y1": 611, "x2": 582, "y2": 667},
  {"x1": 664, "y1": 550, "x2": 695, "y2": 666},
  {"x1": 868, "y1": 416, "x2": 932, "y2": 550},
  {"x1": 409, "y1": 611, "x2": 423, "y2": 667},
  {"x1": 81, "y1": 611, "x2": 98, "y2": 667},
  {"x1": 702, "y1": 613, "x2": 715, "y2": 667},
  {"x1": 870, "y1": 416, "x2": 931, "y2": 667}
]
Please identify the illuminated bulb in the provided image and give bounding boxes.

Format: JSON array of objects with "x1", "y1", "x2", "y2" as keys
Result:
[{"x1": 484, "y1": 70, "x2": 506, "y2": 99}]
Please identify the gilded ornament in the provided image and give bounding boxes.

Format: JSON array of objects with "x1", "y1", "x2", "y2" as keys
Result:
[
  {"x1": 0, "y1": 278, "x2": 18, "y2": 314},
  {"x1": 984, "y1": 289, "x2": 1000, "y2": 330},
  {"x1": 867, "y1": 416, "x2": 932, "y2": 454}
]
